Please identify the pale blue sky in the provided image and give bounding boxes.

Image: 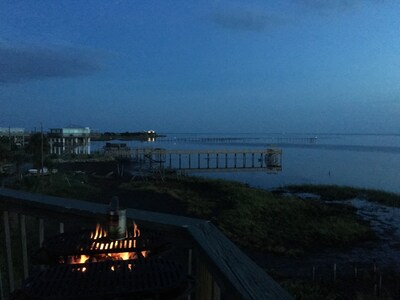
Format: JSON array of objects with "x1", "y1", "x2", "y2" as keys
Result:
[{"x1": 1, "y1": 0, "x2": 399, "y2": 133}]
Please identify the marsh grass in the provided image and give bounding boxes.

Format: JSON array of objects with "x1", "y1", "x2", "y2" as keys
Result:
[
  {"x1": 14, "y1": 173, "x2": 101, "y2": 201},
  {"x1": 121, "y1": 176, "x2": 373, "y2": 255}
]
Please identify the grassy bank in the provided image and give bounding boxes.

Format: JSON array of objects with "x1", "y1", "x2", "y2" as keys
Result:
[
  {"x1": 10, "y1": 173, "x2": 102, "y2": 201},
  {"x1": 287, "y1": 184, "x2": 400, "y2": 207},
  {"x1": 120, "y1": 176, "x2": 373, "y2": 256},
  {"x1": 8, "y1": 172, "x2": 374, "y2": 256}
]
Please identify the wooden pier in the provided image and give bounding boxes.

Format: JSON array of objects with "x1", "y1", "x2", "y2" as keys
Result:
[{"x1": 107, "y1": 148, "x2": 282, "y2": 172}]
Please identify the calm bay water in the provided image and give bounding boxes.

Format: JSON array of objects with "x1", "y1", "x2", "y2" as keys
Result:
[{"x1": 92, "y1": 133, "x2": 400, "y2": 193}]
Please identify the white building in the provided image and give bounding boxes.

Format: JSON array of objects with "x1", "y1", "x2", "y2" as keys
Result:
[{"x1": 48, "y1": 127, "x2": 91, "y2": 155}]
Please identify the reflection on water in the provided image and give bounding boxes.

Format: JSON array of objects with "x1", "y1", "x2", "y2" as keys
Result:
[{"x1": 92, "y1": 133, "x2": 400, "y2": 193}]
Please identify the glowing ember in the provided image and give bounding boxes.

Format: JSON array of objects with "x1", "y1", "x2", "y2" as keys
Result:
[{"x1": 68, "y1": 255, "x2": 90, "y2": 264}]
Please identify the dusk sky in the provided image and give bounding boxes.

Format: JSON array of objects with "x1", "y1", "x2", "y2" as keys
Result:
[{"x1": 1, "y1": 0, "x2": 400, "y2": 133}]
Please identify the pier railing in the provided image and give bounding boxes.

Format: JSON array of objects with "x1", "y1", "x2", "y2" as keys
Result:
[
  {"x1": 0, "y1": 188, "x2": 292, "y2": 300},
  {"x1": 105, "y1": 148, "x2": 283, "y2": 173}
]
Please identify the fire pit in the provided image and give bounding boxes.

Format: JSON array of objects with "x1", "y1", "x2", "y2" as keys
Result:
[
  {"x1": 14, "y1": 257, "x2": 189, "y2": 300},
  {"x1": 12, "y1": 198, "x2": 193, "y2": 300},
  {"x1": 35, "y1": 223, "x2": 154, "y2": 265}
]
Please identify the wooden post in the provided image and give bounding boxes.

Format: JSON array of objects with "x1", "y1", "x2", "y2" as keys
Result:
[
  {"x1": 196, "y1": 259, "x2": 214, "y2": 300},
  {"x1": 234, "y1": 153, "x2": 237, "y2": 168},
  {"x1": 187, "y1": 248, "x2": 193, "y2": 300},
  {"x1": 59, "y1": 222, "x2": 64, "y2": 234},
  {"x1": 39, "y1": 218, "x2": 44, "y2": 247},
  {"x1": 252, "y1": 153, "x2": 255, "y2": 168},
  {"x1": 243, "y1": 153, "x2": 245, "y2": 168},
  {"x1": 207, "y1": 153, "x2": 210, "y2": 169},
  {"x1": 179, "y1": 154, "x2": 182, "y2": 169},
  {"x1": 213, "y1": 281, "x2": 221, "y2": 300},
  {"x1": 225, "y1": 153, "x2": 228, "y2": 168},
  {"x1": 3, "y1": 211, "x2": 14, "y2": 292},
  {"x1": 0, "y1": 266, "x2": 4, "y2": 300},
  {"x1": 312, "y1": 266, "x2": 315, "y2": 282},
  {"x1": 20, "y1": 214, "x2": 29, "y2": 279},
  {"x1": 333, "y1": 263, "x2": 337, "y2": 282},
  {"x1": 188, "y1": 248, "x2": 193, "y2": 275},
  {"x1": 198, "y1": 154, "x2": 200, "y2": 169},
  {"x1": 216, "y1": 153, "x2": 219, "y2": 168},
  {"x1": 189, "y1": 154, "x2": 191, "y2": 169}
]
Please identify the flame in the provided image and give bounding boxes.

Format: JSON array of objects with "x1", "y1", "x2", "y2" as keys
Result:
[
  {"x1": 91, "y1": 222, "x2": 141, "y2": 240},
  {"x1": 133, "y1": 223, "x2": 140, "y2": 237},
  {"x1": 92, "y1": 223, "x2": 108, "y2": 240},
  {"x1": 68, "y1": 222, "x2": 149, "y2": 265}
]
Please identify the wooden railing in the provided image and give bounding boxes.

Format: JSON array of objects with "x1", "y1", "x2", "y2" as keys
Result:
[{"x1": 0, "y1": 188, "x2": 293, "y2": 300}]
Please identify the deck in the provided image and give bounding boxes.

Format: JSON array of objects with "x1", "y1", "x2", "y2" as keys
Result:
[{"x1": 0, "y1": 188, "x2": 292, "y2": 300}]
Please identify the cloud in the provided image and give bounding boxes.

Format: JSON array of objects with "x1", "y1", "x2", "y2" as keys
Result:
[
  {"x1": 212, "y1": 9, "x2": 280, "y2": 31},
  {"x1": 0, "y1": 42, "x2": 104, "y2": 84}
]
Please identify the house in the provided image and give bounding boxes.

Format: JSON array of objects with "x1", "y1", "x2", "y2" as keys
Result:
[{"x1": 48, "y1": 127, "x2": 91, "y2": 155}]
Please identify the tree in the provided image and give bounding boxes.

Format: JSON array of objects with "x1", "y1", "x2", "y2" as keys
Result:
[
  {"x1": 0, "y1": 136, "x2": 19, "y2": 163},
  {"x1": 0, "y1": 137, "x2": 10, "y2": 162},
  {"x1": 25, "y1": 133, "x2": 50, "y2": 169}
]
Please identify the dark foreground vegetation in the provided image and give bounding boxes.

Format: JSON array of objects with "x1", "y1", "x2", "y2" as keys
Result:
[
  {"x1": 7, "y1": 171, "x2": 373, "y2": 256},
  {"x1": 4, "y1": 160, "x2": 400, "y2": 298}
]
